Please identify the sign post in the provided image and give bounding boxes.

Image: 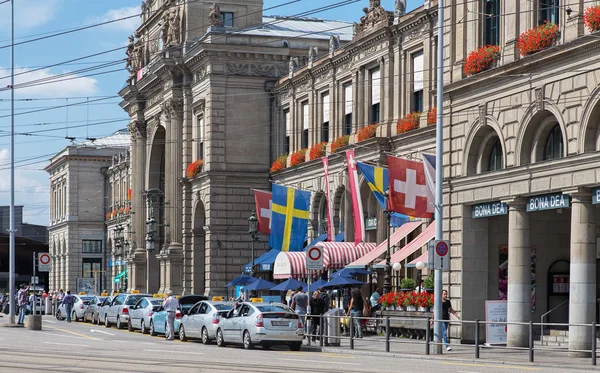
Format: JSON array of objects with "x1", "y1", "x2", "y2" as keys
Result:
[
  {"x1": 434, "y1": 240, "x2": 449, "y2": 271},
  {"x1": 305, "y1": 246, "x2": 324, "y2": 347}
]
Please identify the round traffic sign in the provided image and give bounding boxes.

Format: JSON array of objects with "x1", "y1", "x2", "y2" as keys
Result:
[
  {"x1": 307, "y1": 247, "x2": 322, "y2": 261},
  {"x1": 39, "y1": 253, "x2": 51, "y2": 265},
  {"x1": 435, "y1": 241, "x2": 449, "y2": 257}
]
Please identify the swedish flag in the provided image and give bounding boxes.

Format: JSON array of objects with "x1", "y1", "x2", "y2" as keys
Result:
[
  {"x1": 268, "y1": 184, "x2": 311, "y2": 252},
  {"x1": 356, "y1": 162, "x2": 412, "y2": 227}
]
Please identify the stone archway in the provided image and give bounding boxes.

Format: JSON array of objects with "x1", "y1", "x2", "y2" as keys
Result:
[
  {"x1": 516, "y1": 108, "x2": 566, "y2": 166},
  {"x1": 464, "y1": 119, "x2": 506, "y2": 175},
  {"x1": 192, "y1": 199, "x2": 206, "y2": 294},
  {"x1": 333, "y1": 185, "x2": 346, "y2": 236},
  {"x1": 580, "y1": 87, "x2": 600, "y2": 152}
]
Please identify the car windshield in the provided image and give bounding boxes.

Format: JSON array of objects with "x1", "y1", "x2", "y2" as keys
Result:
[
  {"x1": 125, "y1": 296, "x2": 145, "y2": 305},
  {"x1": 214, "y1": 304, "x2": 234, "y2": 311},
  {"x1": 256, "y1": 305, "x2": 291, "y2": 313},
  {"x1": 150, "y1": 300, "x2": 162, "y2": 305}
]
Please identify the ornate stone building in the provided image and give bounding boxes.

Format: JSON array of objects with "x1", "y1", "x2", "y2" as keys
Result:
[{"x1": 119, "y1": 0, "x2": 352, "y2": 295}]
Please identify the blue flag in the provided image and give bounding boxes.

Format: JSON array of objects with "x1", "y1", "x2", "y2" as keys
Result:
[
  {"x1": 356, "y1": 162, "x2": 412, "y2": 227},
  {"x1": 268, "y1": 184, "x2": 311, "y2": 252}
]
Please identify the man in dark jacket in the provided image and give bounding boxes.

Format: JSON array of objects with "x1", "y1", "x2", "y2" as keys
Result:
[
  {"x1": 310, "y1": 289, "x2": 326, "y2": 341},
  {"x1": 62, "y1": 291, "x2": 74, "y2": 323}
]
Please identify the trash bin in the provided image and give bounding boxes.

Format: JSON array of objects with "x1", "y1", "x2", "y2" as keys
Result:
[
  {"x1": 324, "y1": 308, "x2": 343, "y2": 347},
  {"x1": 45, "y1": 297, "x2": 52, "y2": 315}
]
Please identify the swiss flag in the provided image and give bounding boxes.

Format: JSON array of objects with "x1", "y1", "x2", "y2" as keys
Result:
[
  {"x1": 387, "y1": 155, "x2": 433, "y2": 218},
  {"x1": 253, "y1": 189, "x2": 272, "y2": 235}
]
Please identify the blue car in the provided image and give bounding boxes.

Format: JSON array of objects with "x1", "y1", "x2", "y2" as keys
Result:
[{"x1": 149, "y1": 295, "x2": 208, "y2": 336}]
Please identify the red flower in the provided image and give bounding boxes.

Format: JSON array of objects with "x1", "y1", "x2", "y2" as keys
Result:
[
  {"x1": 397, "y1": 112, "x2": 421, "y2": 134},
  {"x1": 464, "y1": 45, "x2": 500, "y2": 76},
  {"x1": 124, "y1": 206, "x2": 130, "y2": 214},
  {"x1": 127, "y1": 188, "x2": 132, "y2": 201},
  {"x1": 111, "y1": 210, "x2": 117, "y2": 218},
  {"x1": 105, "y1": 212, "x2": 111, "y2": 220},
  {"x1": 517, "y1": 22, "x2": 559, "y2": 56},
  {"x1": 289, "y1": 148, "x2": 307, "y2": 167},
  {"x1": 186, "y1": 159, "x2": 204, "y2": 179},
  {"x1": 357, "y1": 123, "x2": 378, "y2": 142},
  {"x1": 427, "y1": 107, "x2": 436, "y2": 126},
  {"x1": 309, "y1": 142, "x2": 327, "y2": 160},
  {"x1": 331, "y1": 135, "x2": 350, "y2": 153},
  {"x1": 585, "y1": 6, "x2": 600, "y2": 33},
  {"x1": 270, "y1": 154, "x2": 288, "y2": 173},
  {"x1": 118, "y1": 207, "x2": 125, "y2": 214}
]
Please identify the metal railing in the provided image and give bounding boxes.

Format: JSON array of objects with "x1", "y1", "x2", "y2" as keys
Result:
[
  {"x1": 540, "y1": 300, "x2": 568, "y2": 346},
  {"x1": 302, "y1": 313, "x2": 600, "y2": 366}
]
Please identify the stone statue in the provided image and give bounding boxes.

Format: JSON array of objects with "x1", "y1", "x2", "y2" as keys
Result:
[
  {"x1": 360, "y1": 7, "x2": 369, "y2": 25},
  {"x1": 161, "y1": 11, "x2": 170, "y2": 46},
  {"x1": 288, "y1": 57, "x2": 299, "y2": 79},
  {"x1": 395, "y1": 0, "x2": 406, "y2": 18},
  {"x1": 169, "y1": 8, "x2": 181, "y2": 44},
  {"x1": 308, "y1": 46, "x2": 318, "y2": 62},
  {"x1": 125, "y1": 35, "x2": 135, "y2": 74},
  {"x1": 355, "y1": 0, "x2": 389, "y2": 36},
  {"x1": 352, "y1": 22, "x2": 359, "y2": 36},
  {"x1": 209, "y1": 3, "x2": 224, "y2": 27},
  {"x1": 329, "y1": 35, "x2": 340, "y2": 55},
  {"x1": 134, "y1": 38, "x2": 144, "y2": 70}
]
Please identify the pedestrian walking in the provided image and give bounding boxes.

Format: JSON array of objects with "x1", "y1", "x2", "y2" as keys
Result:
[
  {"x1": 62, "y1": 290, "x2": 74, "y2": 323},
  {"x1": 441, "y1": 289, "x2": 460, "y2": 351},
  {"x1": 309, "y1": 289, "x2": 326, "y2": 341},
  {"x1": 288, "y1": 289, "x2": 297, "y2": 307},
  {"x1": 290, "y1": 286, "x2": 308, "y2": 331},
  {"x1": 346, "y1": 287, "x2": 363, "y2": 338},
  {"x1": 17, "y1": 284, "x2": 29, "y2": 325},
  {"x1": 163, "y1": 290, "x2": 179, "y2": 341}
]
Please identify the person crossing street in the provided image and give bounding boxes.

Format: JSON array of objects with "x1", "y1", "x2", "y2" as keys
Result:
[{"x1": 163, "y1": 290, "x2": 179, "y2": 341}]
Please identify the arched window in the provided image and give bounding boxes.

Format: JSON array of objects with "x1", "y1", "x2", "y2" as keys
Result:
[
  {"x1": 487, "y1": 139, "x2": 503, "y2": 171},
  {"x1": 544, "y1": 124, "x2": 563, "y2": 160},
  {"x1": 318, "y1": 196, "x2": 328, "y2": 236}
]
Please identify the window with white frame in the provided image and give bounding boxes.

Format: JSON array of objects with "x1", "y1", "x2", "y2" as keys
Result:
[
  {"x1": 302, "y1": 102, "x2": 309, "y2": 148},
  {"x1": 344, "y1": 84, "x2": 352, "y2": 135},
  {"x1": 370, "y1": 69, "x2": 380, "y2": 124},
  {"x1": 412, "y1": 51, "x2": 424, "y2": 113},
  {"x1": 322, "y1": 93, "x2": 330, "y2": 143},
  {"x1": 284, "y1": 109, "x2": 290, "y2": 154},
  {"x1": 197, "y1": 115, "x2": 205, "y2": 160}
]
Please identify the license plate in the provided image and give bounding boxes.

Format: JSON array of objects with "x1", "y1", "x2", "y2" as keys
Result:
[{"x1": 272, "y1": 321, "x2": 289, "y2": 326}]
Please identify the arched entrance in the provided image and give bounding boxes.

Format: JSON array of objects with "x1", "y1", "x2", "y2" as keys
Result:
[
  {"x1": 147, "y1": 125, "x2": 166, "y2": 292},
  {"x1": 192, "y1": 199, "x2": 206, "y2": 294}
]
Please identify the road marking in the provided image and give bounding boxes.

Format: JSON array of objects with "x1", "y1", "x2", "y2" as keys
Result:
[
  {"x1": 281, "y1": 351, "x2": 354, "y2": 359},
  {"x1": 43, "y1": 320, "x2": 57, "y2": 324},
  {"x1": 140, "y1": 342, "x2": 156, "y2": 345},
  {"x1": 90, "y1": 329, "x2": 114, "y2": 336},
  {"x1": 440, "y1": 362, "x2": 541, "y2": 371},
  {"x1": 276, "y1": 358, "x2": 355, "y2": 365},
  {"x1": 144, "y1": 349, "x2": 205, "y2": 355},
  {"x1": 45, "y1": 326, "x2": 100, "y2": 341},
  {"x1": 43, "y1": 342, "x2": 89, "y2": 347}
]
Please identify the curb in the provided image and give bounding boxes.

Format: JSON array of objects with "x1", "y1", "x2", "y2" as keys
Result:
[
  {"x1": 301, "y1": 345, "x2": 600, "y2": 371},
  {"x1": 0, "y1": 323, "x2": 25, "y2": 328}
]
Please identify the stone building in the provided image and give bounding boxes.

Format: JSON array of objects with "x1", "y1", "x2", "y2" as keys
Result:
[
  {"x1": 46, "y1": 130, "x2": 130, "y2": 294},
  {"x1": 119, "y1": 0, "x2": 352, "y2": 295}
]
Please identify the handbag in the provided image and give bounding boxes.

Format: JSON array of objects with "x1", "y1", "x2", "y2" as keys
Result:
[{"x1": 363, "y1": 302, "x2": 371, "y2": 318}]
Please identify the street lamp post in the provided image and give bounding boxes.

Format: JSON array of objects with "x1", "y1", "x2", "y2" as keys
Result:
[
  {"x1": 383, "y1": 209, "x2": 392, "y2": 294},
  {"x1": 415, "y1": 261, "x2": 425, "y2": 292},
  {"x1": 248, "y1": 212, "x2": 258, "y2": 278},
  {"x1": 392, "y1": 262, "x2": 401, "y2": 292}
]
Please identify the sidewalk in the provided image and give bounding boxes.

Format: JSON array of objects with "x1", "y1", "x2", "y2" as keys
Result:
[{"x1": 303, "y1": 334, "x2": 600, "y2": 370}]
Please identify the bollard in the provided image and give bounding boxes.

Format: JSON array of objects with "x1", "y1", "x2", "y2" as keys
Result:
[
  {"x1": 475, "y1": 319, "x2": 480, "y2": 359},
  {"x1": 425, "y1": 317, "x2": 430, "y2": 355},
  {"x1": 593, "y1": 322, "x2": 597, "y2": 366},
  {"x1": 349, "y1": 315, "x2": 354, "y2": 350},
  {"x1": 385, "y1": 317, "x2": 390, "y2": 353},
  {"x1": 307, "y1": 316, "x2": 311, "y2": 346},
  {"x1": 529, "y1": 321, "x2": 534, "y2": 363},
  {"x1": 320, "y1": 315, "x2": 324, "y2": 347}
]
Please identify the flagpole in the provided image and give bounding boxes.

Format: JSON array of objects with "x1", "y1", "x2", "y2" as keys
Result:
[
  {"x1": 8, "y1": 0, "x2": 16, "y2": 325},
  {"x1": 433, "y1": 0, "x2": 445, "y2": 355}
]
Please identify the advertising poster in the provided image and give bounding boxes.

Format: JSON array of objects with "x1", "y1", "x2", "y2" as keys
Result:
[
  {"x1": 498, "y1": 245, "x2": 536, "y2": 312},
  {"x1": 485, "y1": 300, "x2": 507, "y2": 344}
]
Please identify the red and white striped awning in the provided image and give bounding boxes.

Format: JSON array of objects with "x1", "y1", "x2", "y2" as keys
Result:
[
  {"x1": 409, "y1": 251, "x2": 428, "y2": 265},
  {"x1": 316, "y1": 242, "x2": 377, "y2": 270},
  {"x1": 377, "y1": 222, "x2": 435, "y2": 266},
  {"x1": 273, "y1": 251, "x2": 307, "y2": 279}
]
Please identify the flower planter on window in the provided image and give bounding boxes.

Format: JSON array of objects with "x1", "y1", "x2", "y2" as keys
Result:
[
  {"x1": 516, "y1": 22, "x2": 559, "y2": 56},
  {"x1": 309, "y1": 142, "x2": 327, "y2": 160},
  {"x1": 427, "y1": 107, "x2": 436, "y2": 126},
  {"x1": 331, "y1": 135, "x2": 350, "y2": 153},
  {"x1": 270, "y1": 154, "x2": 288, "y2": 173},
  {"x1": 397, "y1": 112, "x2": 421, "y2": 134},
  {"x1": 356, "y1": 123, "x2": 378, "y2": 142},
  {"x1": 289, "y1": 148, "x2": 307, "y2": 167},
  {"x1": 464, "y1": 45, "x2": 500, "y2": 76},
  {"x1": 186, "y1": 159, "x2": 204, "y2": 179},
  {"x1": 584, "y1": 5, "x2": 600, "y2": 33}
]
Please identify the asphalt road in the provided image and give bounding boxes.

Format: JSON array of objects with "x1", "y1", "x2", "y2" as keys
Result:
[{"x1": 0, "y1": 316, "x2": 585, "y2": 372}]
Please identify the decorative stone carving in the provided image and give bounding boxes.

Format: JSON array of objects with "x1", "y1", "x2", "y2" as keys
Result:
[
  {"x1": 147, "y1": 92, "x2": 164, "y2": 108},
  {"x1": 209, "y1": 3, "x2": 224, "y2": 27},
  {"x1": 479, "y1": 104, "x2": 487, "y2": 127},
  {"x1": 288, "y1": 57, "x2": 299, "y2": 79},
  {"x1": 161, "y1": 98, "x2": 184, "y2": 120},
  {"x1": 194, "y1": 67, "x2": 207, "y2": 82},
  {"x1": 224, "y1": 63, "x2": 288, "y2": 77},
  {"x1": 309, "y1": 46, "x2": 318, "y2": 62},
  {"x1": 355, "y1": 0, "x2": 390, "y2": 37},
  {"x1": 403, "y1": 26, "x2": 425, "y2": 43},
  {"x1": 125, "y1": 35, "x2": 135, "y2": 75},
  {"x1": 329, "y1": 35, "x2": 340, "y2": 56},
  {"x1": 128, "y1": 121, "x2": 147, "y2": 140},
  {"x1": 535, "y1": 87, "x2": 544, "y2": 111},
  {"x1": 394, "y1": 0, "x2": 406, "y2": 19},
  {"x1": 168, "y1": 7, "x2": 181, "y2": 45}
]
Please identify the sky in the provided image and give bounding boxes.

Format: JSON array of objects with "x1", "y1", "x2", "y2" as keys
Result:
[{"x1": 0, "y1": 0, "x2": 422, "y2": 227}]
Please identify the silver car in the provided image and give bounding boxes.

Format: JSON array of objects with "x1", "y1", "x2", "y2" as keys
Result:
[
  {"x1": 127, "y1": 297, "x2": 163, "y2": 334},
  {"x1": 83, "y1": 296, "x2": 107, "y2": 323},
  {"x1": 105, "y1": 293, "x2": 151, "y2": 329},
  {"x1": 97, "y1": 297, "x2": 113, "y2": 325},
  {"x1": 215, "y1": 302, "x2": 304, "y2": 350},
  {"x1": 179, "y1": 301, "x2": 234, "y2": 344},
  {"x1": 56, "y1": 295, "x2": 94, "y2": 322}
]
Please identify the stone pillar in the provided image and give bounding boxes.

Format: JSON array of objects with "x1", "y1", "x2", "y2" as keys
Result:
[
  {"x1": 392, "y1": 44, "x2": 402, "y2": 135},
  {"x1": 506, "y1": 199, "x2": 531, "y2": 347},
  {"x1": 353, "y1": 69, "x2": 363, "y2": 134},
  {"x1": 568, "y1": 190, "x2": 596, "y2": 356},
  {"x1": 564, "y1": 0, "x2": 584, "y2": 42},
  {"x1": 504, "y1": 0, "x2": 521, "y2": 64},
  {"x1": 181, "y1": 85, "x2": 194, "y2": 295}
]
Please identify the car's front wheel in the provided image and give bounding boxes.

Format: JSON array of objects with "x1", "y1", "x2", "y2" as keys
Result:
[
  {"x1": 55, "y1": 310, "x2": 62, "y2": 320},
  {"x1": 140, "y1": 320, "x2": 147, "y2": 334},
  {"x1": 179, "y1": 325, "x2": 187, "y2": 341},
  {"x1": 216, "y1": 329, "x2": 225, "y2": 347},
  {"x1": 104, "y1": 315, "x2": 111, "y2": 328},
  {"x1": 202, "y1": 327, "x2": 210, "y2": 345}
]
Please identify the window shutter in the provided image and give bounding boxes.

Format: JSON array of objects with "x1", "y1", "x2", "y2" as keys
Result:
[
  {"x1": 344, "y1": 85, "x2": 353, "y2": 114},
  {"x1": 413, "y1": 52, "x2": 424, "y2": 92},
  {"x1": 371, "y1": 69, "x2": 380, "y2": 105},
  {"x1": 322, "y1": 94, "x2": 330, "y2": 123}
]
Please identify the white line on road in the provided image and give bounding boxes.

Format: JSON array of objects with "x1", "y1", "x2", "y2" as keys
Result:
[
  {"x1": 275, "y1": 358, "x2": 355, "y2": 366},
  {"x1": 43, "y1": 342, "x2": 89, "y2": 347},
  {"x1": 144, "y1": 349, "x2": 205, "y2": 355},
  {"x1": 90, "y1": 329, "x2": 115, "y2": 336},
  {"x1": 43, "y1": 320, "x2": 57, "y2": 324}
]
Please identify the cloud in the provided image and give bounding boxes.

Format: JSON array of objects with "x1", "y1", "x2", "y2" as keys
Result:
[
  {"x1": 0, "y1": 0, "x2": 59, "y2": 31},
  {"x1": 0, "y1": 66, "x2": 98, "y2": 97},
  {"x1": 92, "y1": 6, "x2": 141, "y2": 33}
]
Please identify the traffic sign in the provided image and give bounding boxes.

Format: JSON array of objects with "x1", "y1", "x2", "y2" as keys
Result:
[
  {"x1": 434, "y1": 240, "x2": 450, "y2": 271},
  {"x1": 38, "y1": 253, "x2": 51, "y2": 272},
  {"x1": 306, "y1": 246, "x2": 323, "y2": 270},
  {"x1": 31, "y1": 276, "x2": 39, "y2": 285}
]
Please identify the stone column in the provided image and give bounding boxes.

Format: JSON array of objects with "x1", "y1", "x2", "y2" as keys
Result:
[
  {"x1": 504, "y1": 0, "x2": 521, "y2": 64},
  {"x1": 181, "y1": 85, "x2": 194, "y2": 295},
  {"x1": 506, "y1": 198, "x2": 531, "y2": 347},
  {"x1": 353, "y1": 69, "x2": 363, "y2": 134},
  {"x1": 568, "y1": 190, "x2": 596, "y2": 356}
]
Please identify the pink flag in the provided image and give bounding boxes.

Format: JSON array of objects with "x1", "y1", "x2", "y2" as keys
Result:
[
  {"x1": 322, "y1": 157, "x2": 335, "y2": 242},
  {"x1": 345, "y1": 149, "x2": 365, "y2": 244}
]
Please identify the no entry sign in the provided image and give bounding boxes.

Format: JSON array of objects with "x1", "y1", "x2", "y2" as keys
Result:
[
  {"x1": 306, "y1": 246, "x2": 323, "y2": 270},
  {"x1": 38, "y1": 253, "x2": 51, "y2": 272}
]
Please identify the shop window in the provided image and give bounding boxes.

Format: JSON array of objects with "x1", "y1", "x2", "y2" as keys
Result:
[
  {"x1": 544, "y1": 124, "x2": 563, "y2": 160},
  {"x1": 82, "y1": 258, "x2": 102, "y2": 278}
]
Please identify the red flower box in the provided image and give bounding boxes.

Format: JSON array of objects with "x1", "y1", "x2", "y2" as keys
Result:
[
  {"x1": 309, "y1": 142, "x2": 327, "y2": 160},
  {"x1": 270, "y1": 154, "x2": 288, "y2": 173},
  {"x1": 127, "y1": 188, "x2": 132, "y2": 201},
  {"x1": 186, "y1": 159, "x2": 204, "y2": 179},
  {"x1": 585, "y1": 5, "x2": 600, "y2": 33},
  {"x1": 516, "y1": 22, "x2": 559, "y2": 56},
  {"x1": 464, "y1": 45, "x2": 500, "y2": 76},
  {"x1": 105, "y1": 212, "x2": 111, "y2": 220},
  {"x1": 397, "y1": 112, "x2": 421, "y2": 134},
  {"x1": 331, "y1": 135, "x2": 350, "y2": 153},
  {"x1": 111, "y1": 210, "x2": 117, "y2": 218},
  {"x1": 427, "y1": 107, "x2": 436, "y2": 126},
  {"x1": 290, "y1": 148, "x2": 307, "y2": 167},
  {"x1": 357, "y1": 123, "x2": 378, "y2": 142},
  {"x1": 118, "y1": 207, "x2": 125, "y2": 214},
  {"x1": 124, "y1": 206, "x2": 130, "y2": 214}
]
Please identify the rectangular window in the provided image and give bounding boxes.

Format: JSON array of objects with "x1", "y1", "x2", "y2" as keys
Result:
[
  {"x1": 284, "y1": 110, "x2": 290, "y2": 154},
  {"x1": 197, "y1": 115, "x2": 205, "y2": 160},
  {"x1": 539, "y1": 0, "x2": 559, "y2": 25},
  {"x1": 412, "y1": 51, "x2": 424, "y2": 113},
  {"x1": 82, "y1": 258, "x2": 102, "y2": 278},
  {"x1": 322, "y1": 94, "x2": 330, "y2": 143},
  {"x1": 222, "y1": 12, "x2": 234, "y2": 27},
  {"x1": 370, "y1": 69, "x2": 380, "y2": 123},
  {"x1": 302, "y1": 102, "x2": 309, "y2": 149},
  {"x1": 344, "y1": 114, "x2": 352, "y2": 135},
  {"x1": 82, "y1": 240, "x2": 102, "y2": 254},
  {"x1": 485, "y1": 0, "x2": 500, "y2": 45},
  {"x1": 63, "y1": 184, "x2": 67, "y2": 218},
  {"x1": 344, "y1": 84, "x2": 352, "y2": 135}
]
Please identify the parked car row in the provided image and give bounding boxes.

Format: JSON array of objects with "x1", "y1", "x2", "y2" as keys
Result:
[{"x1": 59, "y1": 293, "x2": 305, "y2": 350}]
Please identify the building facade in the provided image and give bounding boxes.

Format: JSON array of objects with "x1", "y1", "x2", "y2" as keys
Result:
[{"x1": 46, "y1": 130, "x2": 130, "y2": 294}]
